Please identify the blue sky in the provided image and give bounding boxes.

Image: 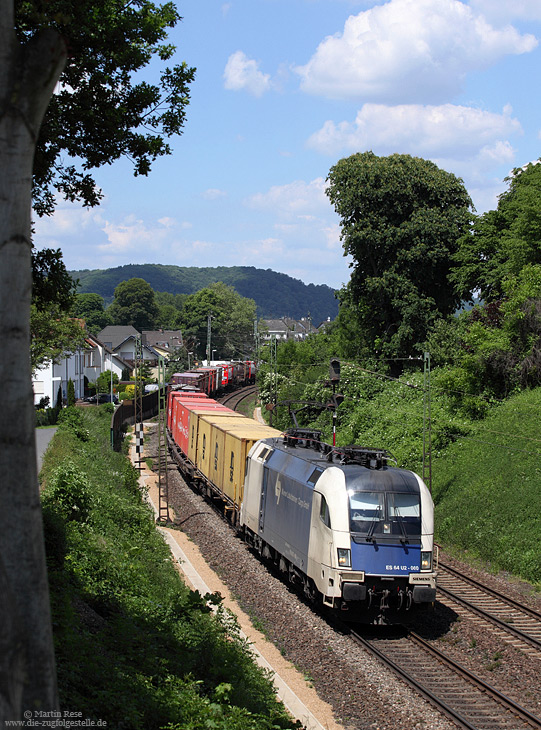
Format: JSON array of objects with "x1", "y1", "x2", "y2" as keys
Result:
[{"x1": 35, "y1": 0, "x2": 541, "y2": 291}]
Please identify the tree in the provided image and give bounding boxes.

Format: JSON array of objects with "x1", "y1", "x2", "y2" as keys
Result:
[
  {"x1": 452, "y1": 161, "x2": 541, "y2": 303},
  {"x1": 95, "y1": 369, "x2": 119, "y2": 394},
  {"x1": 72, "y1": 292, "x2": 111, "y2": 334},
  {"x1": 31, "y1": 305, "x2": 87, "y2": 372},
  {"x1": 67, "y1": 378, "x2": 75, "y2": 406},
  {"x1": 155, "y1": 290, "x2": 186, "y2": 329},
  {"x1": 31, "y1": 248, "x2": 87, "y2": 372},
  {"x1": 0, "y1": 1, "x2": 194, "y2": 719},
  {"x1": 21, "y1": 2, "x2": 196, "y2": 217},
  {"x1": 178, "y1": 283, "x2": 257, "y2": 360},
  {"x1": 108, "y1": 278, "x2": 160, "y2": 330},
  {"x1": 326, "y1": 152, "x2": 473, "y2": 365}
]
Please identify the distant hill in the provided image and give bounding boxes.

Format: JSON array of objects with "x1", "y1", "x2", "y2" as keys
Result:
[{"x1": 71, "y1": 264, "x2": 340, "y2": 324}]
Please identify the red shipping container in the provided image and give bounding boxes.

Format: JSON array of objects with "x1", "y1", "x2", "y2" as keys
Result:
[{"x1": 175, "y1": 400, "x2": 236, "y2": 457}]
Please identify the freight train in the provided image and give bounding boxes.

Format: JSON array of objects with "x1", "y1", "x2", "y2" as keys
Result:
[
  {"x1": 166, "y1": 389, "x2": 437, "y2": 624},
  {"x1": 170, "y1": 360, "x2": 256, "y2": 396}
]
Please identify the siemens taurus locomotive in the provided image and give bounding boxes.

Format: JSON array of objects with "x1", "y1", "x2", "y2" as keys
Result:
[{"x1": 167, "y1": 391, "x2": 437, "y2": 624}]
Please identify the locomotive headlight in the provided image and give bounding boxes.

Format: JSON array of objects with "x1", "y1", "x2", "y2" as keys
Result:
[
  {"x1": 421, "y1": 551, "x2": 432, "y2": 571},
  {"x1": 337, "y1": 548, "x2": 351, "y2": 568}
]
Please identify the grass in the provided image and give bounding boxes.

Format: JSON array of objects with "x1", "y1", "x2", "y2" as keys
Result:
[
  {"x1": 431, "y1": 387, "x2": 541, "y2": 587},
  {"x1": 236, "y1": 393, "x2": 260, "y2": 419},
  {"x1": 40, "y1": 405, "x2": 301, "y2": 730}
]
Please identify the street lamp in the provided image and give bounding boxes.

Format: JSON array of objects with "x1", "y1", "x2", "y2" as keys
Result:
[
  {"x1": 188, "y1": 351, "x2": 193, "y2": 369},
  {"x1": 110, "y1": 351, "x2": 114, "y2": 404},
  {"x1": 211, "y1": 349, "x2": 216, "y2": 362}
]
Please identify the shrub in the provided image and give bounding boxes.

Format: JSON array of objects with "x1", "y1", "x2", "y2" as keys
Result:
[
  {"x1": 35, "y1": 407, "x2": 59, "y2": 427},
  {"x1": 67, "y1": 379, "x2": 76, "y2": 407},
  {"x1": 43, "y1": 461, "x2": 92, "y2": 523},
  {"x1": 57, "y1": 406, "x2": 90, "y2": 441}
]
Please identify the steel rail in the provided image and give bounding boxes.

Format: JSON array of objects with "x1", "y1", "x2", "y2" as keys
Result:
[
  {"x1": 218, "y1": 384, "x2": 257, "y2": 410},
  {"x1": 438, "y1": 561, "x2": 541, "y2": 622},
  {"x1": 351, "y1": 629, "x2": 541, "y2": 730},
  {"x1": 436, "y1": 563, "x2": 541, "y2": 656}
]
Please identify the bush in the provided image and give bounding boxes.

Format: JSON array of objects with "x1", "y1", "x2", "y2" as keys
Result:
[
  {"x1": 67, "y1": 379, "x2": 76, "y2": 407},
  {"x1": 35, "y1": 407, "x2": 58, "y2": 427},
  {"x1": 57, "y1": 406, "x2": 90, "y2": 441},
  {"x1": 43, "y1": 461, "x2": 92, "y2": 523}
]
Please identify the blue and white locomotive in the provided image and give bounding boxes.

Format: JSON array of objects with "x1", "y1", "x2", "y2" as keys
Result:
[{"x1": 240, "y1": 429, "x2": 437, "y2": 624}]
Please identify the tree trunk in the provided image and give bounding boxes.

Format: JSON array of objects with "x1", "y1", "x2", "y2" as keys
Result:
[{"x1": 0, "y1": 5, "x2": 66, "y2": 721}]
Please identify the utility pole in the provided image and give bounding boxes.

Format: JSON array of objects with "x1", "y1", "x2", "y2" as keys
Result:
[
  {"x1": 134, "y1": 335, "x2": 144, "y2": 471},
  {"x1": 423, "y1": 351, "x2": 432, "y2": 492},
  {"x1": 329, "y1": 358, "x2": 341, "y2": 446},
  {"x1": 156, "y1": 355, "x2": 169, "y2": 523},
  {"x1": 254, "y1": 318, "x2": 259, "y2": 362},
  {"x1": 206, "y1": 313, "x2": 212, "y2": 364}
]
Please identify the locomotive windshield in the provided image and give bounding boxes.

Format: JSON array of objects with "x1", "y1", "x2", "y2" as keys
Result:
[{"x1": 349, "y1": 491, "x2": 421, "y2": 541}]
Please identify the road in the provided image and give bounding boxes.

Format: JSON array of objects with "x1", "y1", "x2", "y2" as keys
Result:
[{"x1": 36, "y1": 427, "x2": 57, "y2": 475}]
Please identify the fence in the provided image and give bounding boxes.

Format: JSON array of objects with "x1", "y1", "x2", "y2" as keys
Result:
[{"x1": 111, "y1": 388, "x2": 162, "y2": 451}]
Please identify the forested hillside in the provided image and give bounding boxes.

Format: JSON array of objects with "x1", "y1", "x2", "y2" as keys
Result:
[{"x1": 71, "y1": 264, "x2": 339, "y2": 324}]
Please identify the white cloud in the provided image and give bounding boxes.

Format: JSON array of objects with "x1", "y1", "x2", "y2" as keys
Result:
[
  {"x1": 245, "y1": 177, "x2": 329, "y2": 216},
  {"x1": 34, "y1": 205, "x2": 102, "y2": 236},
  {"x1": 323, "y1": 223, "x2": 342, "y2": 252},
  {"x1": 201, "y1": 188, "x2": 227, "y2": 200},
  {"x1": 224, "y1": 51, "x2": 271, "y2": 97},
  {"x1": 295, "y1": 0, "x2": 537, "y2": 102},
  {"x1": 158, "y1": 216, "x2": 177, "y2": 228},
  {"x1": 307, "y1": 102, "x2": 522, "y2": 159},
  {"x1": 100, "y1": 215, "x2": 173, "y2": 255},
  {"x1": 241, "y1": 179, "x2": 353, "y2": 288}
]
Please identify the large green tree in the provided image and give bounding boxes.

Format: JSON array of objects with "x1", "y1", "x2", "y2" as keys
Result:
[
  {"x1": 71, "y1": 292, "x2": 111, "y2": 334},
  {"x1": 179, "y1": 282, "x2": 257, "y2": 360},
  {"x1": 452, "y1": 161, "x2": 541, "y2": 303},
  {"x1": 326, "y1": 152, "x2": 473, "y2": 365},
  {"x1": 108, "y1": 277, "x2": 160, "y2": 330},
  {"x1": 0, "y1": 1, "x2": 193, "y2": 719},
  {"x1": 31, "y1": 247, "x2": 87, "y2": 370}
]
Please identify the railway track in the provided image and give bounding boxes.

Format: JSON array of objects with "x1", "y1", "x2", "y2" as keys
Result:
[
  {"x1": 353, "y1": 628, "x2": 541, "y2": 730},
  {"x1": 218, "y1": 384, "x2": 258, "y2": 411},
  {"x1": 436, "y1": 561, "x2": 541, "y2": 659}
]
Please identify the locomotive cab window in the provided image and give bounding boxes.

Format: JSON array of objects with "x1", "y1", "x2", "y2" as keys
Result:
[
  {"x1": 256, "y1": 445, "x2": 273, "y2": 462},
  {"x1": 319, "y1": 495, "x2": 331, "y2": 528},
  {"x1": 349, "y1": 491, "x2": 421, "y2": 540},
  {"x1": 350, "y1": 492, "x2": 384, "y2": 523}
]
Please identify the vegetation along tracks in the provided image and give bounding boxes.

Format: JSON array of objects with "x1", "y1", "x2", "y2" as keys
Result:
[
  {"x1": 352, "y1": 629, "x2": 541, "y2": 730},
  {"x1": 437, "y1": 561, "x2": 541, "y2": 659}
]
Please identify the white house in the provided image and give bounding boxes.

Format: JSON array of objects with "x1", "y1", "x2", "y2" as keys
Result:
[
  {"x1": 32, "y1": 333, "x2": 129, "y2": 406},
  {"x1": 98, "y1": 325, "x2": 162, "y2": 369}
]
